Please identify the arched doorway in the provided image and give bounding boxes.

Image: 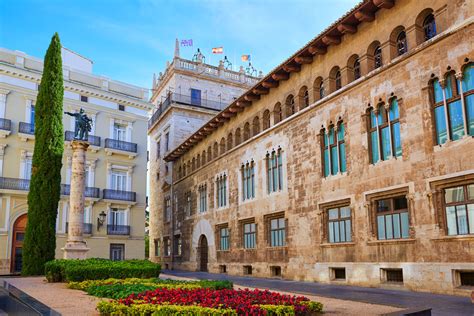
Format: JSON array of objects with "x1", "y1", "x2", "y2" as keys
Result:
[
  {"x1": 11, "y1": 214, "x2": 27, "y2": 273},
  {"x1": 198, "y1": 235, "x2": 208, "y2": 272}
]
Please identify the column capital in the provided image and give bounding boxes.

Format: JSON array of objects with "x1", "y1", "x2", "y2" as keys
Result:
[{"x1": 455, "y1": 72, "x2": 464, "y2": 80}]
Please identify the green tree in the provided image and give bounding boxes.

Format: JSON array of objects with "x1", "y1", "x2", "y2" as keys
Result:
[{"x1": 22, "y1": 33, "x2": 64, "y2": 275}]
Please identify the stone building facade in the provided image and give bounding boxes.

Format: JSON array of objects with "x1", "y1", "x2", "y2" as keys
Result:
[
  {"x1": 147, "y1": 43, "x2": 261, "y2": 269},
  {"x1": 0, "y1": 47, "x2": 152, "y2": 274},
  {"x1": 154, "y1": 0, "x2": 474, "y2": 296}
]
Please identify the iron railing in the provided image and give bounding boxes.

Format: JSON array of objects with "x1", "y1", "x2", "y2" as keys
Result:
[
  {"x1": 0, "y1": 118, "x2": 11, "y2": 131},
  {"x1": 19, "y1": 122, "x2": 34, "y2": 135},
  {"x1": 61, "y1": 184, "x2": 100, "y2": 198},
  {"x1": 65, "y1": 131, "x2": 101, "y2": 147},
  {"x1": 104, "y1": 139, "x2": 137, "y2": 153},
  {"x1": 107, "y1": 224, "x2": 130, "y2": 235},
  {"x1": 66, "y1": 222, "x2": 93, "y2": 234},
  {"x1": 103, "y1": 189, "x2": 136, "y2": 202},
  {"x1": 0, "y1": 177, "x2": 30, "y2": 191},
  {"x1": 148, "y1": 93, "x2": 226, "y2": 129}
]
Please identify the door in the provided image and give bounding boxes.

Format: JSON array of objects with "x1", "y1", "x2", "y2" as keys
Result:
[
  {"x1": 198, "y1": 235, "x2": 208, "y2": 272},
  {"x1": 11, "y1": 214, "x2": 27, "y2": 273}
]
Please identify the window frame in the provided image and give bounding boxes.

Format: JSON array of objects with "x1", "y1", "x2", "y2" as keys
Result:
[
  {"x1": 264, "y1": 212, "x2": 287, "y2": 248},
  {"x1": 443, "y1": 183, "x2": 474, "y2": 236},
  {"x1": 241, "y1": 161, "x2": 255, "y2": 201},
  {"x1": 320, "y1": 199, "x2": 352, "y2": 244},
  {"x1": 217, "y1": 224, "x2": 230, "y2": 251},
  {"x1": 266, "y1": 149, "x2": 283, "y2": 194},
  {"x1": 241, "y1": 219, "x2": 257, "y2": 249},
  {"x1": 216, "y1": 173, "x2": 228, "y2": 208},
  {"x1": 198, "y1": 183, "x2": 207, "y2": 213},
  {"x1": 321, "y1": 121, "x2": 346, "y2": 177}
]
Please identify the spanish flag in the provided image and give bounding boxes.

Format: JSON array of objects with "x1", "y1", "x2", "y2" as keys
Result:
[
  {"x1": 241, "y1": 55, "x2": 251, "y2": 61},
  {"x1": 212, "y1": 47, "x2": 223, "y2": 54}
]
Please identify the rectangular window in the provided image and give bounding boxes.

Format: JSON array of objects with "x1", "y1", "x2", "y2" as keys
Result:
[
  {"x1": 199, "y1": 184, "x2": 207, "y2": 213},
  {"x1": 113, "y1": 123, "x2": 127, "y2": 141},
  {"x1": 164, "y1": 196, "x2": 171, "y2": 222},
  {"x1": 184, "y1": 191, "x2": 192, "y2": 217},
  {"x1": 30, "y1": 104, "x2": 35, "y2": 126},
  {"x1": 220, "y1": 227, "x2": 230, "y2": 251},
  {"x1": 163, "y1": 237, "x2": 170, "y2": 256},
  {"x1": 80, "y1": 95, "x2": 88, "y2": 102},
  {"x1": 156, "y1": 141, "x2": 161, "y2": 159},
  {"x1": 109, "y1": 208, "x2": 126, "y2": 226},
  {"x1": 174, "y1": 235, "x2": 182, "y2": 256},
  {"x1": 267, "y1": 150, "x2": 283, "y2": 193},
  {"x1": 444, "y1": 184, "x2": 474, "y2": 236},
  {"x1": 118, "y1": 104, "x2": 125, "y2": 111},
  {"x1": 111, "y1": 170, "x2": 127, "y2": 191},
  {"x1": 375, "y1": 196, "x2": 409, "y2": 240},
  {"x1": 327, "y1": 206, "x2": 352, "y2": 243},
  {"x1": 110, "y1": 244, "x2": 125, "y2": 261},
  {"x1": 243, "y1": 222, "x2": 256, "y2": 249},
  {"x1": 384, "y1": 269, "x2": 404, "y2": 283},
  {"x1": 216, "y1": 174, "x2": 227, "y2": 208},
  {"x1": 165, "y1": 132, "x2": 170, "y2": 151},
  {"x1": 191, "y1": 88, "x2": 201, "y2": 106},
  {"x1": 24, "y1": 157, "x2": 33, "y2": 180},
  {"x1": 270, "y1": 218, "x2": 286, "y2": 247},
  {"x1": 242, "y1": 162, "x2": 255, "y2": 200},
  {"x1": 154, "y1": 239, "x2": 161, "y2": 257}
]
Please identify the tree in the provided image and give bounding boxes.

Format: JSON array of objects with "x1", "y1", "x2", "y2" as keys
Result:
[{"x1": 22, "y1": 33, "x2": 64, "y2": 275}]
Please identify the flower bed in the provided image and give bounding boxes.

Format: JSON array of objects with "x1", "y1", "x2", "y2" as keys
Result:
[
  {"x1": 68, "y1": 278, "x2": 233, "y2": 299},
  {"x1": 45, "y1": 258, "x2": 161, "y2": 282},
  {"x1": 97, "y1": 288, "x2": 323, "y2": 315}
]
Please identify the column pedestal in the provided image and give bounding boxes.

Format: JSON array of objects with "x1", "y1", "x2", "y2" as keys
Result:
[{"x1": 62, "y1": 140, "x2": 90, "y2": 259}]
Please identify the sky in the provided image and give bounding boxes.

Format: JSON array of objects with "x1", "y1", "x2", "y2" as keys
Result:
[{"x1": 0, "y1": 0, "x2": 360, "y2": 91}]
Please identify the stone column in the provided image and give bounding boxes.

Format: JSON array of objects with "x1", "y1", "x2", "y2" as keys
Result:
[{"x1": 62, "y1": 140, "x2": 90, "y2": 259}]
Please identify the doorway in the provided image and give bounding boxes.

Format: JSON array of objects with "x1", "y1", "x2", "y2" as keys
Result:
[
  {"x1": 11, "y1": 214, "x2": 27, "y2": 273},
  {"x1": 198, "y1": 235, "x2": 208, "y2": 272}
]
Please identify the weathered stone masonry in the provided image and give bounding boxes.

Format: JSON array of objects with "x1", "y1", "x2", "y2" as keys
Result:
[{"x1": 154, "y1": 0, "x2": 474, "y2": 296}]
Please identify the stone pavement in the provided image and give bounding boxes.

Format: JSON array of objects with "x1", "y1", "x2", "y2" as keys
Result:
[{"x1": 162, "y1": 270, "x2": 474, "y2": 316}]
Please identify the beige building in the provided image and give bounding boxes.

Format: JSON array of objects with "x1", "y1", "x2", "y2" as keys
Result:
[
  {"x1": 0, "y1": 47, "x2": 152, "y2": 274},
  {"x1": 147, "y1": 42, "x2": 261, "y2": 269},
  {"x1": 152, "y1": 0, "x2": 474, "y2": 296}
]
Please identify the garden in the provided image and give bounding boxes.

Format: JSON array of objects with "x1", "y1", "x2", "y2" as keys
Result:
[{"x1": 45, "y1": 259, "x2": 323, "y2": 315}]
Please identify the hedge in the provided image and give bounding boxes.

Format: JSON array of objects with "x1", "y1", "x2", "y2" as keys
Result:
[{"x1": 45, "y1": 259, "x2": 161, "y2": 282}]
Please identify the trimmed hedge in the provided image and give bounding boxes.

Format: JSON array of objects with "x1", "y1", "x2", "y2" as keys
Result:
[
  {"x1": 45, "y1": 259, "x2": 161, "y2": 282},
  {"x1": 97, "y1": 301, "x2": 237, "y2": 315}
]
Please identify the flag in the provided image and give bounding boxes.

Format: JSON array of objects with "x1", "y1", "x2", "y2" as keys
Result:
[
  {"x1": 180, "y1": 39, "x2": 193, "y2": 47},
  {"x1": 241, "y1": 54, "x2": 251, "y2": 61},
  {"x1": 212, "y1": 47, "x2": 223, "y2": 54}
]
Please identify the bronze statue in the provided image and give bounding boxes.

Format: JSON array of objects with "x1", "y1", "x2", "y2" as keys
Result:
[{"x1": 64, "y1": 109, "x2": 93, "y2": 141}]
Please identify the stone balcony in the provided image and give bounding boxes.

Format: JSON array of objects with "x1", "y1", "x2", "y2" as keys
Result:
[
  {"x1": 102, "y1": 189, "x2": 136, "y2": 204},
  {"x1": 0, "y1": 177, "x2": 30, "y2": 193},
  {"x1": 0, "y1": 118, "x2": 12, "y2": 138},
  {"x1": 107, "y1": 224, "x2": 130, "y2": 236},
  {"x1": 104, "y1": 139, "x2": 138, "y2": 159},
  {"x1": 64, "y1": 131, "x2": 101, "y2": 152},
  {"x1": 60, "y1": 184, "x2": 101, "y2": 201}
]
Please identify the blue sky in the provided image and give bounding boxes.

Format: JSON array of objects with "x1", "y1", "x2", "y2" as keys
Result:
[{"x1": 0, "y1": 0, "x2": 359, "y2": 90}]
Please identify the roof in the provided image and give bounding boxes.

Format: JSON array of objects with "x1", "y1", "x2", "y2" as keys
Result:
[{"x1": 164, "y1": 0, "x2": 394, "y2": 162}]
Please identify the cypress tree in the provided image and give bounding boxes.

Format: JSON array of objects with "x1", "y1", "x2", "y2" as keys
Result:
[{"x1": 22, "y1": 33, "x2": 64, "y2": 275}]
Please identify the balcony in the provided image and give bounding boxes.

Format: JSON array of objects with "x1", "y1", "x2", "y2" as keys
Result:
[
  {"x1": 65, "y1": 131, "x2": 101, "y2": 151},
  {"x1": 66, "y1": 222, "x2": 92, "y2": 234},
  {"x1": 107, "y1": 224, "x2": 130, "y2": 236},
  {"x1": 148, "y1": 93, "x2": 225, "y2": 130},
  {"x1": 0, "y1": 177, "x2": 30, "y2": 192},
  {"x1": 104, "y1": 139, "x2": 138, "y2": 159},
  {"x1": 0, "y1": 118, "x2": 12, "y2": 138},
  {"x1": 60, "y1": 184, "x2": 100, "y2": 200},
  {"x1": 103, "y1": 189, "x2": 136, "y2": 203},
  {"x1": 18, "y1": 122, "x2": 35, "y2": 141}
]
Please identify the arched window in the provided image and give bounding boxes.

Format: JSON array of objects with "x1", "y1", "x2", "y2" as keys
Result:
[
  {"x1": 202, "y1": 150, "x2": 206, "y2": 166},
  {"x1": 431, "y1": 65, "x2": 474, "y2": 145},
  {"x1": 252, "y1": 116, "x2": 260, "y2": 136},
  {"x1": 178, "y1": 166, "x2": 182, "y2": 178},
  {"x1": 183, "y1": 163, "x2": 186, "y2": 177},
  {"x1": 196, "y1": 154, "x2": 201, "y2": 168},
  {"x1": 313, "y1": 77, "x2": 324, "y2": 101},
  {"x1": 396, "y1": 31, "x2": 408, "y2": 56},
  {"x1": 227, "y1": 133, "x2": 233, "y2": 151},
  {"x1": 285, "y1": 95, "x2": 296, "y2": 118},
  {"x1": 243, "y1": 123, "x2": 250, "y2": 141},
  {"x1": 273, "y1": 102, "x2": 282, "y2": 124},
  {"x1": 367, "y1": 100, "x2": 402, "y2": 163},
  {"x1": 423, "y1": 14, "x2": 436, "y2": 41},
  {"x1": 298, "y1": 86, "x2": 309, "y2": 109},
  {"x1": 192, "y1": 157, "x2": 196, "y2": 171},
  {"x1": 335, "y1": 71, "x2": 342, "y2": 90},
  {"x1": 235, "y1": 128, "x2": 241, "y2": 145},
  {"x1": 220, "y1": 137, "x2": 226, "y2": 155},
  {"x1": 354, "y1": 59, "x2": 361, "y2": 80},
  {"x1": 213, "y1": 142, "x2": 219, "y2": 159},
  {"x1": 207, "y1": 145, "x2": 212, "y2": 162},
  {"x1": 263, "y1": 110, "x2": 271, "y2": 130},
  {"x1": 374, "y1": 46, "x2": 382, "y2": 69},
  {"x1": 321, "y1": 122, "x2": 346, "y2": 177}
]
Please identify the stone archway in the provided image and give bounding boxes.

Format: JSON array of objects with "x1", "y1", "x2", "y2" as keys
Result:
[
  {"x1": 11, "y1": 214, "x2": 27, "y2": 273},
  {"x1": 197, "y1": 235, "x2": 208, "y2": 272}
]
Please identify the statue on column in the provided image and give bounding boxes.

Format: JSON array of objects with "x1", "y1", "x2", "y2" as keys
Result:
[{"x1": 64, "y1": 108, "x2": 93, "y2": 141}]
